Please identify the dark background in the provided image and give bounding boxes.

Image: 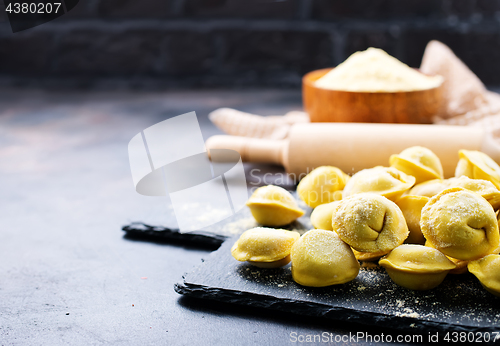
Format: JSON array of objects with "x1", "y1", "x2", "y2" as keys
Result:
[{"x1": 1, "y1": 0, "x2": 500, "y2": 88}]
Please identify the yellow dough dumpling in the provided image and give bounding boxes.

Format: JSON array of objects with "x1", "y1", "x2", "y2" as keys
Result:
[
  {"x1": 408, "y1": 179, "x2": 448, "y2": 198},
  {"x1": 246, "y1": 185, "x2": 304, "y2": 227},
  {"x1": 379, "y1": 244, "x2": 456, "y2": 290},
  {"x1": 396, "y1": 195, "x2": 429, "y2": 245},
  {"x1": 447, "y1": 176, "x2": 500, "y2": 210},
  {"x1": 468, "y1": 254, "x2": 500, "y2": 296},
  {"x1": 310, "y1": 201, "x2": 340, "y2": 231},
  {"x1": 352, "y1": 248, "x2": 388, "y2": 262},
  {"x1": 291, "y1": 229, "x2": 359, "y2": 287},
  {"x1": 343, "y1": 166, "x2": 416, "y2": 202},
  {"x1": 297, "y1": 166, "x2": 349, "y2": 208},
  {"x1": 390, "y1": 146, "x2": 444, "y2": 184},
  {"x1": 409, "y1": 176, "x2": 500, "y2": 210},
  {"x1": 421, "y1": 187, "x2": 500, "y2": 261},
  {"x1": 231, "y1": 227, "x2": 300, "y2": 268},
  {"x1": 448, "y1": 232, "x2": 500, "y2": 274},
  {"x1": 447, "y1": 256, "x2": 469, "y2": 275},
  {"x1": 455, "y1": 150, "x2": 500, "y2": 189},
  {"x1": 332, "y1": 193, "x2": 409, "y2": 253}
]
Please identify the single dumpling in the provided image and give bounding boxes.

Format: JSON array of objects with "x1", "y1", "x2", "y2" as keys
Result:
[
  {"x1": 332, "y1": 193, "x2": 409, "y2": 253},
  {"x1": 420, "y1": 187, "x2": 500, "y2": 261},
  {"x1": 246, "y1": 185, "x2": 305, "y2": 226},
  {"x1": 297, "y1": 166, "x2": 349, "y2": 208},
  {"x1": 291, "y1": 229, "x2": 359, "y2": 287},
  {"x1": 447, "y1": 176, "x2": 500, "y2": 210},
  {"x1": 389, "y1": 146, "x2": 444, "y2": 184},
  {"x1": 447, "y1": 256, "x2": 469, "y2": 275},
  {"x1": 231, "y1": 227, "x2": 300, "y2": 268},
  {"x1": 455, "y1": 150, "x2": 500, "y2": 189},
  {"x1": 332, "y1": 190, "x2": 343, "y2": 201},
  {"x1": 352, "y1": 248, "x2": 388, "y2": 262},
  {"x1": 408, "y1": 179, "x2": 448, "y2": 198},
  {"x1": 408, "y1": 176, "x2": 500, "y2": 210},
  {"x1": 396, "y1": 195, "x2": 429, "y2": 245},
  {"x1": 468, "y1": 254, "x2": 500, "y2": 297},
  {"x1": 379, "y1": 244, "x2": 456, "y2": 290},
  {"x1": 310, "y1": 201, "x2": 340, "y2": 231},
  {"x1": 343, "y1": 166, "x2": 416, "y2": 202}
]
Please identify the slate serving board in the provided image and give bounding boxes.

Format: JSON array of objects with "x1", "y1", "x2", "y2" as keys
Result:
[
  {"x1": 122, "y1": 196, "x2": 313, "y2": 249},
  {"x1": 122, "y1": 222, "x2": 228, "y2": 249},
  {"x1": 175, "y1": 239, "x2": 500, "y2": 334}
]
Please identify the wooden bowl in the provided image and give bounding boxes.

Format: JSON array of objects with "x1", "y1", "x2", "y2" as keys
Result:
[{"x1": 302, "y1": 68, "x2": 443, "y2": 124}]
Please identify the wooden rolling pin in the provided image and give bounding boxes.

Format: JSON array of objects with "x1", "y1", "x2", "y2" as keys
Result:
[{"x1": 206, "y1": 123, "x2": 500, "y2": 178}]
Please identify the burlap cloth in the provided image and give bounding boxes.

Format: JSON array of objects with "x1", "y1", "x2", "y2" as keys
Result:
[{"x1": 209, "y1": 40, "x2": 500, "y2": 141}]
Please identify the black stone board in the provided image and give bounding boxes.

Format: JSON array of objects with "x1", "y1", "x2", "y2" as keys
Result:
[
  {"x1": 122, "y1": 222, "x2": 227, "y2": 250},
  {"x1": 176, "y1": 239, "x2": 500, "y2": 335},
  {"x1": 122, "y1": 193, "x2": 313, "y2": 249}
]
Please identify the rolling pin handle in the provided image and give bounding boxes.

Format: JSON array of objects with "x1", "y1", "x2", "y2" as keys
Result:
[{"x1": 205, "y1": 135, "x2": 286, "y2": 166}]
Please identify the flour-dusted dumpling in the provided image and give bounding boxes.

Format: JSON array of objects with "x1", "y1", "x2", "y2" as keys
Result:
[
  {"x1": 421, "y1": 187, "x2": 500, "y2": 261},
  {"x1": 447, "y1": 242, "x2": 500, "y2": 275},
  {"x1": 332, "y1": 193, "x2": 409, "y2": 253},
  {"x1": 231, "y1": 227, "x2": 300, "y2": 268},
  {"x1": 447, "y1": 256, "x2": 469, "y2": 275},
  {"x1": 310, "y1": 201, "x2": 340, "y2": 231},
  {"x1": 447, "y1": 176, "x2": 500, "y2": 210},
  {"x1": 409, "y1": 176, "x2": 500, "y2": 210},
  {"x1": 352, "y1": 248, "x2": 388, "y2": 262},
  {"x1": 396, "y1": 195, "x2": 429, "y2": 245},
  {"x1": 246, "y1": 185, "x2": 305, "y2": 227},
  {"x1": 297, "y1": 166, "x2": 349, "y2": 208},
  {"x1": 408, "y1": 179, "x2": 448, "y2": 198},
  {"x1": 291, "y1": 229, "x2": 359, "y2": 287},
  {"x1": 468, "y1": 254, "x2": 500, "y2": 297},
  {"x1": 343, "y1": 166, "x2": 416, "y2": 202},
  {"x1": 389, "y1": 146, "x2": 444, "y2": 184},
  {"x1": 332, "y1": 190, "x2": 343, "y2": 201},
  {"x1": 379, "y1": 245, "x2": 456, "y2": 290},
  {"x1": 455, "y1": 150, "x2": 500, "y2": 189}
]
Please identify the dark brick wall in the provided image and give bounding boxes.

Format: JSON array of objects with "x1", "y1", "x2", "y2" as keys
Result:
[{"x1": 1, "y1": 0, "x2": 500, "y2": 88}]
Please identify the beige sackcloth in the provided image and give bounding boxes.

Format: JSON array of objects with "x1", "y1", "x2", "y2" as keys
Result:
[{"x1": 209, "y1": 41, "x2": 500, "y2": 141}]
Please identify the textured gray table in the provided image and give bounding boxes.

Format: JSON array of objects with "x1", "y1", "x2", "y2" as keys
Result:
[{"x1": 0, "y1": 88, "x2": 430, "y2": 346}]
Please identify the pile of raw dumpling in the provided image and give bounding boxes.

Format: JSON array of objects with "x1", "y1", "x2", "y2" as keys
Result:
[{"x1": 231, "y1": 147, "x2": 500, "y2": 295}]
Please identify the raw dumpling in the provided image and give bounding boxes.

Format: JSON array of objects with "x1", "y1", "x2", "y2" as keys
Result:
[
  {"x1": 379, "y1": 244, "x2": 456, "y2": 290},
  {"x1": 408, "y1": 176, "x2": 500, "y2": 210},
  {"x1": 421, "y1": 187, "x2": 500, "y2": 261},
  {"x1": 396, "y1": 195, "x2": 429, "y2": 245},
  {"x1": 447, "y1": 256, "x2": 469, "y2": 275},
  {"x1": 246, "y1": 185, "x2": 304, "y2": 227},
  {"x1": 447, "y1": 176, "x2": 500, "y2": 210},
  {"x1": 332, "y1": 193, "x2": 409, "y2": 253},
  {"x1": 343, "y1": 166, "x2": 416, "y2": 202},
  {"x1": 231, "y1": 227, "x2": 300, "y2": 268},
  {"x1": 455, "y1": 150, "x2": 500, "y2": 189},
  {"x1": 468, "y1": 254, "x2": 500, "y2": 296},
  {"x1": 297, "y1": 166, "x2": 349, "y2": 208},
  {"x1": 408, "y1": 179, "x2": 448, "y2": 198},
  {"x1": 389, "y1": 146, "x2": 443, "y2": 184},
  {"x1": 291, "y1": 229, "x2": 359, "y2": 287},
  {"x1": 310, "y1": 201, "x2": 340, "y2": 231},
  {"x1": 352, "y1": 248, "x2": 388, "y2": 262},
  {"x1": 447, "y1": 237, "x2": 500, "y2": 275}
]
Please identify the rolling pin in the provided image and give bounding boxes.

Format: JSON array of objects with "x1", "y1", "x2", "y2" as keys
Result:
[{"x1": 205, "y1": 123, "x2": 500, "y2": 178}]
